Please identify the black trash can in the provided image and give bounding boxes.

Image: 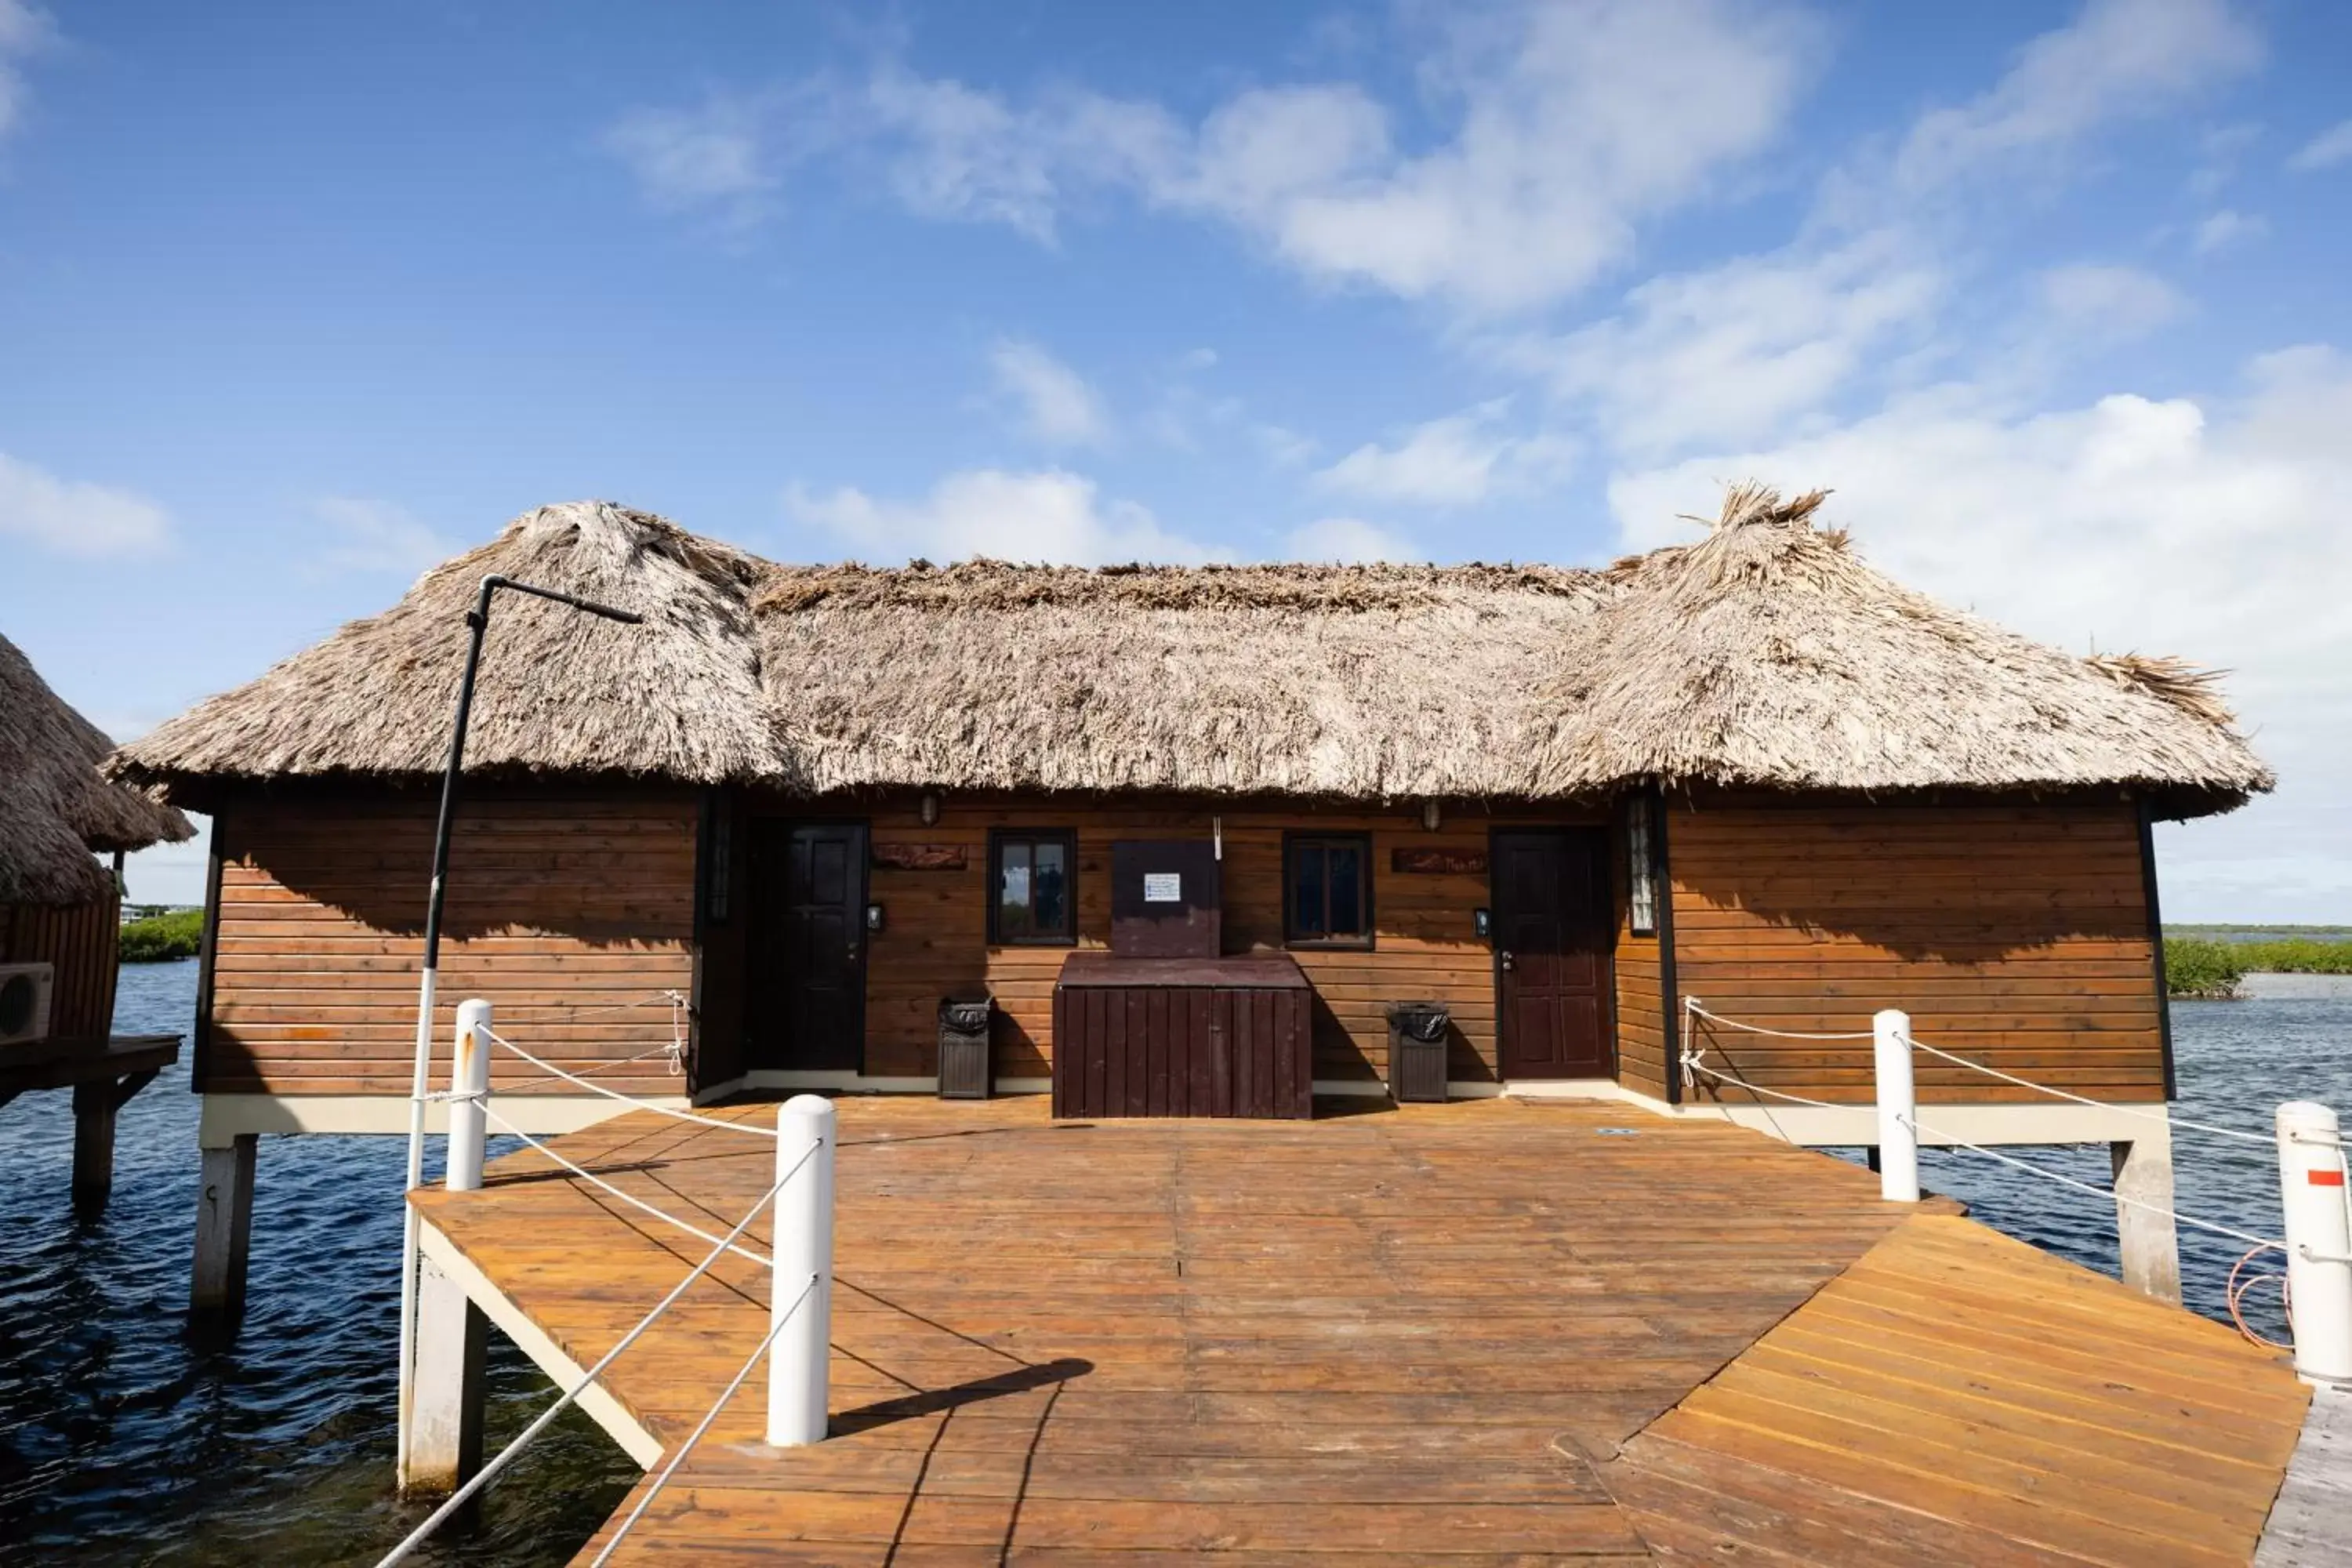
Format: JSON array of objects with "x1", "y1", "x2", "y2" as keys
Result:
[
  {"x1": 938, "y1": 993, "x2": 993, "y2": 1100},
  {"x1": 1386, "y1": 1000, "x2": 1450, "y2": 1104}
]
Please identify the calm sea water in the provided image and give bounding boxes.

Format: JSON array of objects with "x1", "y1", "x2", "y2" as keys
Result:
[{"x1": 1, "y1": 961, "x2": 2343, "y2": 1563}]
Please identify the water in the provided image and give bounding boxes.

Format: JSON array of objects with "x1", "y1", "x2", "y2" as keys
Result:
[
  {"x1": 2, "y1": 964, "x2": 2343, "y2": 1561},
  {"x1": 0, "y1": 963, "x2": 634, "y2": 1565}
]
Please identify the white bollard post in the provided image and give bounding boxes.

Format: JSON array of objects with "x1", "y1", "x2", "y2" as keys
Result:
[
  {"x1": 1874, "y1": 1009, "x2": 1919, "y2": 1203},
  {"x1": 767, "y1": 1094, "x2": 836, "y2": 1446},
  {"x1": 448, "y1": 1000, "x2": 492, "y2": 1192},
  {"x1": 2276, "y1": 1101, "x2": 2352, "y2": 1385}
]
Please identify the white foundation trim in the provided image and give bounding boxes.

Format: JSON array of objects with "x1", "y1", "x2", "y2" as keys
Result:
[
  {"x1": 414, "y1": 1215, "x2": 661, "y2": 1468},
  {"x1": 1674, "y1": 1098, "x2": 2176, "y2": 1149},
  {"x1": 198, "y1": 1094, "x2": 682, "y2": 1148},
  {"x1": 1504, "y1": 1079, "x2": 1628, "y2": 1101},
  {"x1": 1313, "y1": 1079, "x2": 1389, "y2": 1098}
]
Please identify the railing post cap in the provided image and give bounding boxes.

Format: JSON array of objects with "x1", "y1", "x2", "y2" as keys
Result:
[
  {"x1": 2278, "y1": 1100, "x2": 2338, "y2": 1127},
  {"x1": 1873, "y1": 1007, "x2": 1909, "y2": 1027},
  {"x1": 779, "y1": 1093, "x2": 837, "y2": 1121}
]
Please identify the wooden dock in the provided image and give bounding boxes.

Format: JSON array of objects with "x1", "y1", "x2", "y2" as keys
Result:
[{"x1": 409, "y1": 1095, "x2": 2313, "y2": 1565}]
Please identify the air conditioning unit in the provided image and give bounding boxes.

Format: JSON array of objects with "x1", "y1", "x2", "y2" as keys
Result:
[{"x1": 0, "y1": 963, "x2": 55, "y2": 1049}]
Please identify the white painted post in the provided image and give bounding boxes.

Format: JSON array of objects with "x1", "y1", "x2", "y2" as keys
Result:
[
  {"x1": 767, "y1": 1094, "x2": 836, "y2": 1446},
  {"x1": 2277, "y1": 1101, "x2": 2352, "y2": 1385},
  {"x1": 448, "y1": 1000, "x2": 492, "y2": 1192},
  {"x1": 1874, "y1": 1008, "x2": 1919, "y2": 1203}
]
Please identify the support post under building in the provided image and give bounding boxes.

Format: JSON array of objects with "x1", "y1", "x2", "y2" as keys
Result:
[
  {"x1": 2111, "y1": 1129, "x2": 2182, "y2": 1305},
  {"x1": 190, "y1": 1133, "x2": 257, "y2": 1319}
]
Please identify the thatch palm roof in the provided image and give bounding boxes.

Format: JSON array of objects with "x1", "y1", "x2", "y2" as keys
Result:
[
  {"x1": 117, "y1": 503, "x2": 786, "y2": 788},
  {"x1": 2, "y1": 633, "x2": 193, "y2": 905},
  {"x1": 1536, "y1": 486, "x2": 2269, "y2": 805},
  {"x1": 107, "y1": 491, "x2": 2272, "y2": 818}
]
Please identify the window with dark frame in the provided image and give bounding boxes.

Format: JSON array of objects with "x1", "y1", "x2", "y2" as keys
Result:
[
  {"x1": 1285, "y1": 833, "x2": 1373, "y2": 948},
  {"x1": 989, "y1": 829, "x2": 1077, "y2": 946},
  {"x1": 1627, "y1": 795, "x2": 1658, "y2": 936}
]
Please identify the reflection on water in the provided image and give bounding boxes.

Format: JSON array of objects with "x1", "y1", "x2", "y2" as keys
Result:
[{"x1": 0, "y1": 963, "x2": 2339, "y2": 1561}]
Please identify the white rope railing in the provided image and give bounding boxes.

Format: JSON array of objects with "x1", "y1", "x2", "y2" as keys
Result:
[
  {"x1": 586, "y1": 1274, "x2": 822, "y2": 1566},
  {"x1": 1684, "y1": 1000, "x2": 1875, "y2": 1040},
  {"x1": 482, "y1": 1026, "x2": 779, "y2": 1138},
  {"x1": 484, "y1": 1105, "x2": 777, "y2": 1269},
  {"x1": 1897, "y1": 1109, "x2": 2285, "y2": 1254},
  {"x1": 378, "y1": 1144, "x2": 813, "y2": 1568},
  {"x1": 1678, "y1": 1047, "x2": 1842, "y2": 1109},
  {"x1": 1686, "y1": 997, "x2": 2278, "y2": 1147},
  {"x1": 1896, "y1": 1028, "x2": 2273, "y2": 1145}
]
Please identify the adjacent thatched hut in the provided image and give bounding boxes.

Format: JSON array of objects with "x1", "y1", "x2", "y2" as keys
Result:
[
  {"x1": 111, "y1": 492, "x2": 2264, "y2": 1138},
  {"x1": 2, "y1": 633, "x2": 192, "y2": 1044}
]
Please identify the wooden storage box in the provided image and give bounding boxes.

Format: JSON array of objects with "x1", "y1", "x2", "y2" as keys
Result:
[{"x1": 1051, "y1": 953, "x2": 1311, "y2": 1120}]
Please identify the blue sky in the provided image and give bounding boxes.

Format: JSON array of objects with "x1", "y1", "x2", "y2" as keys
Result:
[{"x1": 3, "y1": 0, "x2": 2347, "y2": 916}]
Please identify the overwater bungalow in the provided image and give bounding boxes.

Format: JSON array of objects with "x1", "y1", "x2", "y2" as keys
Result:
[
  {"x1": 109, "y1": 486, "x2": 2270, "y2": 1308},
  {"x1": 2, "y1": 633, "x2": 192, "y2": 1206}
]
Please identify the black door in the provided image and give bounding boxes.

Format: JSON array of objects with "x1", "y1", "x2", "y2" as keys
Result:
[
  {"x1": 749, "y1": 821, "x2": 868, "y2": 1073},
  {"x1": 1492, "y1": 829, "x2": 1613, "y2": 1079}
]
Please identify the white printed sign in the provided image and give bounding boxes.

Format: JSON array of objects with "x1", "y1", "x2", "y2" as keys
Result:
[{"x1": 1142, "y1": 873, "x2": 1182, "y2": 903}]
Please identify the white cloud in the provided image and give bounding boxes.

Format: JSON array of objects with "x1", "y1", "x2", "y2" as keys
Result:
[
  {"x1": 1500, "y1": 1, "x2": 2256, "y2": 466},
  {"x1": 1606, "y1": 346, "x2": 2352, "y2": 920},
  {"x1": 2287, "y1": 118, "x2": 2352, "y2": 172},
  {"x1": 1892, "y1": 0, "x2": 2261, "y2": 193},
  {"x1": 1285, "y1": 517, "x2": 1421, "y2": 564},
  {"x1": 607, "y1": 0, "x2": 1819, "y2": 314},
  {"x1": 788, "y1": 467, "x2": 1228, "y2": 565},
  {"x1": 1314, "y1": 398, "x2": 1572, "y2": 506},
  {"x1": 2038, "y1": 263, "x2": 2186, "y2": 339},
  {"x1": 1179, "y1": 0, "x2": 1818, "y2": 313},
  {"x1": 987, "y1": 339, "x2": 1109, "y2": 446},
  {"x1": 2192, "y1": 208, "x2": 2266, "y2": 255},
  {"x1": 604, "y1": 93, "x2": 781, "y2": 224},
  {"x1": 1515, "y1": 234, "x2": 1944, "y2": 456},
  {"x1": 0, "y1": 453, "x2": 171, "y2": 557},
  {"x1": 0, "y1": 1, "x2": 56, "y2": 143},
  {"x1": 313, "y1": 497, "x2": 456, "y2": 576}
]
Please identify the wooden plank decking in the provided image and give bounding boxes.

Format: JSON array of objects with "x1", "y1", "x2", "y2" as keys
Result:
[{"x1": 408, "y1": 1095, "x2": 2311, "y2": 1564}]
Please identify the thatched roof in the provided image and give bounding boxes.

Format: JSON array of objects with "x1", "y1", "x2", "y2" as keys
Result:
[
  {"x1": 2, "y1": 633, "x2": 192, "y2": 905},
  {"x1": 1534, "y1": 486, "x2": 2271, "y2": 808},
  {"x1": 109, "y1": 491, "x2": 2272, "y2": 818},
  {"x1": 114, "y1": 503, "x2": 786, "y2": 789}
]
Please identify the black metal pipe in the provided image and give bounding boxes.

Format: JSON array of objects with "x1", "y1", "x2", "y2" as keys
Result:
[{"x1": 419, "y1": 575, "x2": 641, "y2": 970}]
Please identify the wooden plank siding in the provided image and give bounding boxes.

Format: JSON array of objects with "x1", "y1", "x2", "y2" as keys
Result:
[
  {"x1": 2, "y1": 891, "x2": 123, "y2": 1044},
  {"x1": 202, "y1": 789, "x2": 700, "y2": 1097},
  {"x1": 818, "y1": 795, "x2": 1634, "y2": 1087},
  {"x1": 1667, "y1": 795, "x2": 2168, "y2": 1105}
]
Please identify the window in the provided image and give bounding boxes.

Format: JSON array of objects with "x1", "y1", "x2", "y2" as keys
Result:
[
  {"x1": 1285, "y1": 833, "x2": 1373, "y2": 948},
  {"x1": 1627, "y1": 794, "x2": 1658, "y2": 936},
  {"x1": 989, "y1": 829, "x2": 1076, "y2": 946}
]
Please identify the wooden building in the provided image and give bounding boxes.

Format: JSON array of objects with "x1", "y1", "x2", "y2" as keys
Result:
[
  {"x1": 2, "y1": 633, "x2": 193, "y2": 1207},
  {"x1": 109, "y1": 489, "x2": 2269, "y2": 1303}
]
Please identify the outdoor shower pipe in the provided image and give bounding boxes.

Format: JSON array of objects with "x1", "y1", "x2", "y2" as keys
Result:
[{"x1": 396, "y1": 574, "x2": 641, "y2": 1481}]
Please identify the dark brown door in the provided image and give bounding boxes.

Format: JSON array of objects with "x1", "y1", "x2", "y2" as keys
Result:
[
  {"x1": 1492, "y1": 828, "x2": 1613, "y2": 1079},
  {"x1": 749, "y1": 821, "x2": 868, "y2": 1072}
]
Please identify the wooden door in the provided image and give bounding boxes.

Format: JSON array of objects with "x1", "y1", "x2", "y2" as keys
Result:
[
  {"x1": 1492, "y1": 829, "x2": 1614, "y2": 1079},
  {"x1": 749, "y1": 822, "x2": 868, "y2": 1073}
]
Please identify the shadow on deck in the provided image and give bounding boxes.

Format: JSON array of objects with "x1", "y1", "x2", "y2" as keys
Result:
[{"x1": 407, "y1": 1094, "x2": 2310, "y2": 1566}]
